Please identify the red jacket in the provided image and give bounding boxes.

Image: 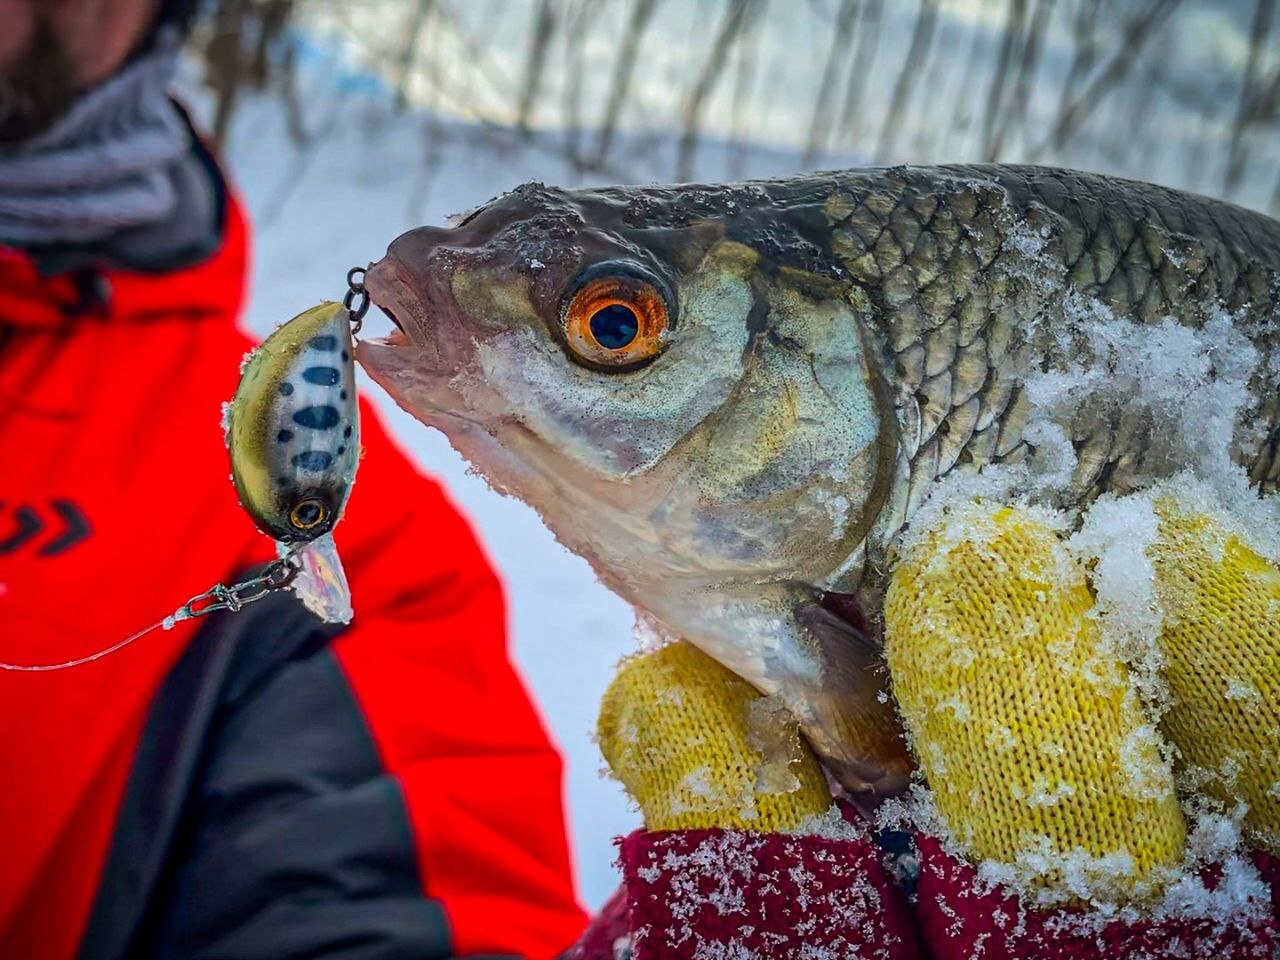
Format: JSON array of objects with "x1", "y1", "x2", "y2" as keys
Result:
[{"x1": 0, "y1": 189, "x2": 587, "y2": 959}]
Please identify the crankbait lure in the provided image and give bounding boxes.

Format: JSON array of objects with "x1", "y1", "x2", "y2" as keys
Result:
[
  {"x1": 0, "y1": 271, "x2": 371, "y2": 671},
  {"x1": 227, "y1": 301, "x2": 360, "y2": 545},
  {"x1": 225, "y1": 299, "x2": 362, "y2": 623}
]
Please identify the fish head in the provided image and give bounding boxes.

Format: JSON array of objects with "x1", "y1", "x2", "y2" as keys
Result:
[{"x1": 358, "y1": 179, "x2": 898, "y2": 610}]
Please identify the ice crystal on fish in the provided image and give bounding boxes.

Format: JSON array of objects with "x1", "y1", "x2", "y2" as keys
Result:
[
  {"x1": 633, "y1": 610, "x2": 677, "y2": 652},
  {"x1": 744, "y1": 695, "x2": 805, "y2": 795},
  {"x1": 1024, "y1": 295, "x2": 1262, "y2": 499},
  {"x1": 219, "y1": 400, "x2": 234, "y2": 441},
  {"x1": 1066, "y1": 492, "x2": 1167, "y2": 715}
]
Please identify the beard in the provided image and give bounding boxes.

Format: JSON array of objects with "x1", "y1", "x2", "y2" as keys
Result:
[{"x1": 0, "y1": 14, "x2": 79, "y2": 145}]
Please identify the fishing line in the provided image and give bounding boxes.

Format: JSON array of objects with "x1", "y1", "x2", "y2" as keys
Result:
[
  {"x1": 0, "y1": 555, "x2": 302, "y2": 672},
  {"x1": 0, "y1": 619, "x2": 170, "y2": 672}
]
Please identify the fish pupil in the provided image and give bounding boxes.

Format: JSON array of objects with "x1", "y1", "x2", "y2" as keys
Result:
[{"x1": 590, "y1": 304, "x2": 639, "y2": 350}]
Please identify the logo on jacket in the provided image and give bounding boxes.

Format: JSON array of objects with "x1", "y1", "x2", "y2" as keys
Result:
[{"x1": 0, "y1": 500, "x2": 92, "y2": 556}]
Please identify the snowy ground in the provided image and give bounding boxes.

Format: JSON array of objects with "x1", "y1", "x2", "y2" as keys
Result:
[{"x1": 196, "y1": 72, "x2": 830, "y2": 908}]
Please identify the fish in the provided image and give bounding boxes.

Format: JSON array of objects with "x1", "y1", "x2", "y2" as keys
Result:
[
  {"x1": 355, "y1": 164, "x2": 1280, "y2": 796},
  {"x1": 227, "y1": 301, "x2": 361, "y2": 544}
]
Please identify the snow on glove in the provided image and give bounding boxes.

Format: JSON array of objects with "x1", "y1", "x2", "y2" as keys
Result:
[
  {"x1": 585, "y1": 640, "x2": 924, "y2": 960},
  {"x1": 884, "y1": 501, "x2": 1278, "y2": 959}
]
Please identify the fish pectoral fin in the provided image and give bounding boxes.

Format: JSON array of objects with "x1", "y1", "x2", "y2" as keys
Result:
[{"x1": 792, "y1": 600, "x2": 914, "y2": 796}]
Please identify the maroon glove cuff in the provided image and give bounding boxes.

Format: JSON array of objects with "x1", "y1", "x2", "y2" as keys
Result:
[
  {"x1": 592, "y1": 826, "x2": 924, "y2": 960},
  {"x1": 1254, "y1": 850, "x2": 1280, "y2": 917},
  {"x1": 912, "y1": 832, "x2": 1279, "y2": 960}
]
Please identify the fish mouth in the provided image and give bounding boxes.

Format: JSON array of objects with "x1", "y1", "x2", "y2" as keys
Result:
[{"x1": 364, "y1": 253, "x2": 430, "y2": 348}]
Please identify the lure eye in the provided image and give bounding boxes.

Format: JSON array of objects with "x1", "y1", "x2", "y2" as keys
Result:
[
  {"x1": 289, "y1": 497, "x2": 329, "y2": 532},
  {"x1": 563, "y1": 276, "x2": 668, "y2": 369}
]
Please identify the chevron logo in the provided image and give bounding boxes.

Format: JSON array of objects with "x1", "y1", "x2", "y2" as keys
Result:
[{"x1": 0, "y1": 500, "x2": 93, "y2": 557}]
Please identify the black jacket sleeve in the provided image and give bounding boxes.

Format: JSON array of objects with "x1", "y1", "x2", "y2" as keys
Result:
[{"x1": 77, "y1": 590, "x2": 520, "y2": 960}]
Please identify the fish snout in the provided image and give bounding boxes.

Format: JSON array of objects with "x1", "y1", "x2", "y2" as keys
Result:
[
  {"x1": 364, "y1": 231, "x2": 497, "y2": 383},
  {"x1": 365, "y1": 247, "x2": 434, "y2": 347}
]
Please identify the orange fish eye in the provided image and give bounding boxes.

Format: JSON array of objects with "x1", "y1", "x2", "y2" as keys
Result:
[{"x1": 563, "y1": 276, "x2": 668, "y2": 368}]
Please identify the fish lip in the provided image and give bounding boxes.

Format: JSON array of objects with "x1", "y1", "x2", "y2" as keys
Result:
[{"x1": 365, "y1": 253, "x2": 429, "y2": 348}]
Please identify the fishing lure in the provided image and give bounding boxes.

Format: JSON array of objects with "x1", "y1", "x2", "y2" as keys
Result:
[
  {"x1": 225, "y1": 299, "x2": 362, "y2": 623},
  {"x1": 0, "y1": 272, "x2": 370, "y2": 671}
]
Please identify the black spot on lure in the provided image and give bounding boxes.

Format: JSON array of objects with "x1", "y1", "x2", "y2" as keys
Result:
[{"x1": 227, "y1": 301, "x2": 361, "y2": 544}]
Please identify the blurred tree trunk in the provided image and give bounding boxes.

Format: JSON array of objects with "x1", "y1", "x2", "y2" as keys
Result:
[
  {"x1": 980, "y1": 0, "x2": 1027, "y2": 161},
  {"x1": 516, "y1": 0, "x2": 558, "y2": 136},
  {"x1": 803, "y1": 0, "x2": 860, "y2": 167},
  {"x1": 561, "y1": 0, "x2": 599, "y2": 165},
  {"x1": 395, "y1": 0, "x2": 436, "y2": 112},
  {"x1": 205, "y1": 0, "x2": 252, "y2": 146},
  {"x1": 1224, "y1": 0, "x2": 1275, "y2": 195},
  {"x1": 727, "y1": 12, "x2": 764, "y2": 178},
  {"x1": 984, "y1": 0, "x2": 1054, "y2": 161},
  {"x1": 593, "y1": 0, "x2": 662, "y2": 167},
  {"x1": 677, "y1": 0, "x2": 766, "y2": 181},
  {"x1": 836, "y1": 0, "x2": 882, "y2": 147},
  {"x1": 874, "y1": 0, "x2": 939, "y2": 161}
]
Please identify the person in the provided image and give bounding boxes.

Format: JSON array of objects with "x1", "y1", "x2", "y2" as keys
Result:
[{"x1": 0, "y1": 2, "x2": 586, "y2": 957}]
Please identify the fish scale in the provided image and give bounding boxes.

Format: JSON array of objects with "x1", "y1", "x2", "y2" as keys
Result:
[{"x1": 826, "y1": 166, "x2": 1280, "y2": 545}]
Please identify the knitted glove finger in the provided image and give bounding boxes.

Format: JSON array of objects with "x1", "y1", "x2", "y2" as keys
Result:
[
  {"x1": 1150, "y1": 499, "x2": 1280, "y2": 853},
  {"x1": 596, "y1": 640, "x2": 832, "y2": 832},
  {"x1": 885, "y1": 504, "x2": 1187, "y2": 907}
]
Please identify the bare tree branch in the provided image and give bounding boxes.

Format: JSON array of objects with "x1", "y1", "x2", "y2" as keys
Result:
[
  {"x1": 592, "y1": 0, "x2": 662, "y2": 167},
  {"x1": 676, "y1": 0, "x2": 767, "y2": 181},
  {"x1": 1030, "y1": 0, "x2": 1182, "y2": 159}
]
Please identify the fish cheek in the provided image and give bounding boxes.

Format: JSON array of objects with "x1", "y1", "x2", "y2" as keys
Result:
[
  {"x1": 449, "y1": 266, "x2": 549, "y2": 343},
  {"x1": 667, "y1": 275, "x2": 888, "y2": 581}
]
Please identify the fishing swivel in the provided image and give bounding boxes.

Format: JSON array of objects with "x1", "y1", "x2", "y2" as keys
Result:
[{"x1": 177, "y1": 554, "x2": 302, "y2": 619}]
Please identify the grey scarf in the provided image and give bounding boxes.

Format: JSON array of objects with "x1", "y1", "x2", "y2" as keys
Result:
[{"x1": 0, "y1": 31, "x2": 219, "y2": 274}]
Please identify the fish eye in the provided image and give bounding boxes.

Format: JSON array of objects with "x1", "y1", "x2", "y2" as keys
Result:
[
  {"x1": 563, "y1": 275, "x2": 668, "y2": 369},
  {"x1": 289, "y1": 497, "x2": 329, "y2": 532}
]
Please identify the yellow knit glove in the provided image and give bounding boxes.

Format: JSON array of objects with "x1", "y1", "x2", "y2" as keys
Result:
[
  {"x1": 1150, "y1": 499, "x2": 1280, "y2": 852},
  {"x1": 885, "y1": 500, "x2": 1280, "y2": 906},
  {"x1": 886, "y1": 505, "x2": 1186, "y2": 904},
  {"x1": 597, "y1": 641, "x2": 833, "y2": 832}
]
